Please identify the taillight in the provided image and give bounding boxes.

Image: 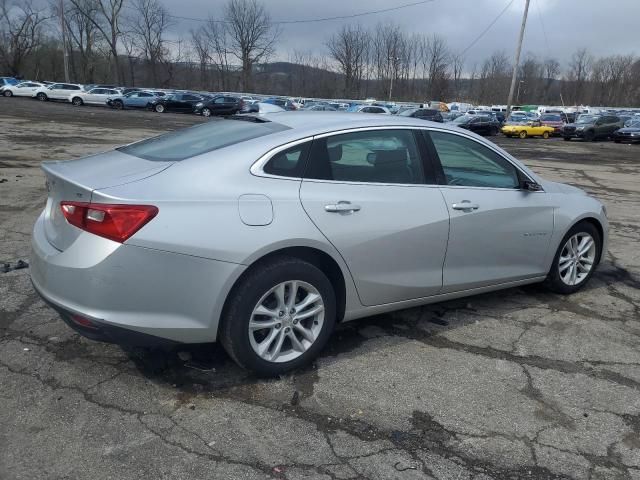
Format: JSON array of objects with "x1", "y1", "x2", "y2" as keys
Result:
[{"x1": 60, "y1": 202, "x2": 158, "y2": 243}]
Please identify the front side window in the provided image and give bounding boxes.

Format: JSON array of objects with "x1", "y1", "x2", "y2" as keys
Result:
[
  {"x1": 429, "y1": 131, "x2": 519, "y2": 189},
  {"x1": 263, "y1": 142, "x2": 311, "y2": 177},
  {"x1": 214, "y1": 97, "x2": 226, "y2": 104},
  {"x1": 305, "y1": 129, "x2": 424, "y2": 184}
]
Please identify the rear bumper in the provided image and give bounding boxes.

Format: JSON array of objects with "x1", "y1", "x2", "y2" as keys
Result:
[{"x1": 30, "y1": 212, "x2": 246, "y2": 344}]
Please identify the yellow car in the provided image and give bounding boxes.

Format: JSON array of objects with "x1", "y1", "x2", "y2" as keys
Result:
[{"x1": 501, "y1": 122, "x2": 555, "y2": 139}]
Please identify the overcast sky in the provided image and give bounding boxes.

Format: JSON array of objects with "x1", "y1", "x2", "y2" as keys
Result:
[{"x1": 161, "y1": 0, "x2": 637, "y2": 68}]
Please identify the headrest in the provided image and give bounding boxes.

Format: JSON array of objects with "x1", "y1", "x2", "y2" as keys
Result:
[
  {"x1": 371, "y1": 149, "x2": 407, "y2": 166},
  {"x1": 328, "y1": 144, "x2": 342, "y2": 162}
]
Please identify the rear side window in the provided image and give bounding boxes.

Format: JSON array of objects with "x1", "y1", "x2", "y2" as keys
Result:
[
  {"x1": 263, "y1": 142, "x2": 311, "y2": 177},
  {"x1": 305, "y1": 130, "x2": 424, "y2": 184},
  {"x1": 429, "y1": 131, "x2": 519, "y2": 189},
  {"x1": 119, "y1": 119, "x2": 290, "y2": 161}
]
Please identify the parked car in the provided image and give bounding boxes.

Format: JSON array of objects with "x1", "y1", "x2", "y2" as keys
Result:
[
  {"x1": 1, "y1": 81, "x2": 44, "y2": 97},
  {"x1": 69, "y1": 87, "x2": 121, "y2": 106},
  {"x1": 304, "y1": 105, "x2": 338, "y2": 111},
  {"x1": 244, "y1": 102, "x2": 286, "y2": 114},
  {"x1": 612, "y1": 120, "x2": 640, "y2": 143},
  {"x1": 193, "y1": 95, "x2": 243, "y2": 117},
  {"x1": 501, "y1": 121, "x2": 555, "y2": 139},
  {"x1": 537, "y1": 113, "x2": 565, "y2": 135},
  {"x1": 0, "y1": 77, "x2": 19, "y2": 89},
  {"x1": 150, "y1": 92, "x2": 208, "y2": 113},
  {"x1": 263, "y1": 97, "x2": 298, "y2": 111},
  {"x1": 451, "y1": 114, "x2": 501, "y2": 136},
  {"x1": 443, "y1": 111, "x2": 465, "y2": 122},
  {"x1": 348, "y1": 105, "x2": 391, "y2": 114},
  {"x1": 33, "y1": 83, "x2": 84, "y2": 101},
  {"x1": 31, "y1": 112, "x2": 608, "y2": 376},
  {"x1": 106, "y1": 90, "x2": 159, "y2": 109},
  {"x1": 398, "y1": 108, "x2": 443, "y2": 122},
  {"x1": 562, "y1": 114, "x2": 623, "y2": 141}
]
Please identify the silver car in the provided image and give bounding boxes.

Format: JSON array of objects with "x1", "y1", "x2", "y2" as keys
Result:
[{"x1": 31, "y1": 113, "x2": 608, "y2": 375}]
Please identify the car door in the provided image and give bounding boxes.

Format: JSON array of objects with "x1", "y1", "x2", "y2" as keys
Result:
[
  {"x1": 47, "y1": 84, "x2": 65, "y2": 99},
  {"x1": 299, "y1": 128, "x2": 450, "y2": 306},
  {"x1": 211, "y1": 96, "x2": 226, "y2": 113},
  {"x1": 426, "y1": 129, "x2": 554, "y2": 292},
  {"x1": 86, "y1": 88, "x2": 103, "y2": 104},
  {"x1": 124, "y1": 92, "x2": 140, "y2": 107}
]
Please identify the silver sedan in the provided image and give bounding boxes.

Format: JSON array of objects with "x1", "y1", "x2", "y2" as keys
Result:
[{"x1": 31, "y1": 113, "x2": 608, "y2": 375}]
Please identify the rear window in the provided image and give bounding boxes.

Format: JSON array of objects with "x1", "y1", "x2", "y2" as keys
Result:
[{"x1": 118, "y1": 119, "x2": 290, "y2": 161}]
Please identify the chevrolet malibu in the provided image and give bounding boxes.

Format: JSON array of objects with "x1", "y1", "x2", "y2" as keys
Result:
[{"x1": 31, "y1": 113, "x2": 608, "y2": 375}]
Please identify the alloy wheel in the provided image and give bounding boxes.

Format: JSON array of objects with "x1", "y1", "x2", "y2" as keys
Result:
[
  {"x1": 202, "y1": 108, "x2": 211, "y2": 117},
  {"x1": 558, "y1": 233, "x2": 596, "y2": 286},
  {"x1": 4, "y1": 90, "x2": 12, "y2": 97},
  {"x1": 155, "y1": 104, "x2": 164, "y2": 113},
  {"x1": 248, "y1": 280, "x2": 325, "y2": 363}
]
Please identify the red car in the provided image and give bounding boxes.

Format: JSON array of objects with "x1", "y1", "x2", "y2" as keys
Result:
[{"x1": 539, "y1": 113, "x2": 565, "y2": 135}]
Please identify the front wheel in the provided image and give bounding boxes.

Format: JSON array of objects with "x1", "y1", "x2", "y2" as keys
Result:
[
  {"x1": 37, "y1": 92, "x2": 47, "y2": 101},
  {"x1": 544, "y1": 222, "x2": 601, "y2": 294},
  {"x1": 563, "y1": 137, "x2": 571, "y2": 141},
  {"x1": 584, "y1": 130, "x2": 595, "y2": 142},
  {"x1": 219, "y1": 256, "x2": 336, "y2": 376},
  {"x1": 542, "y1": 131, "x2": 550, "y2": 139},
  {"x1": 3, "y1": 90, "x2": 12, "y2": 97},
  {"x1": 71, "y1": 97, "x2": 83, "y2": 106},
  {"x1": 154, "y1": 104, "x2": 165, "y2": 113},
  {"x1": 202, "y1": 107, "x2": 211, "y2": 117},
  {"x1": 490, "y1": 126, "x2": 499, "y2": 136},
  {"x1": 518, "y1": 130, "x2": 527, "y2": 139}
]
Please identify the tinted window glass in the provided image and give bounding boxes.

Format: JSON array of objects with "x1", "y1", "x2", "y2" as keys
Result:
[
  {"x1": 139, "y1": 92, "x2": 152, "y2": 97},
  {"x1": 119, "y1": 119, "x2": 290, "y2": 161},
  {"x1": 429, "y1": 131, "x2": 519, "y2": 189},
  {"x1": 264, "y1": 142, "x2": 311, "y2": 177},
  {"x1": 214, "y1": 97, "x2": 225, "y2": 104},
  {"x1": 306, "y1": 130, "x2": 424, "y2": 184}
]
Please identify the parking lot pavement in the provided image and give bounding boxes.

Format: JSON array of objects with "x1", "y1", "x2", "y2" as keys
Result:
[{"x1": 1, "y1": 98, "x2": 639, "y2": 480}]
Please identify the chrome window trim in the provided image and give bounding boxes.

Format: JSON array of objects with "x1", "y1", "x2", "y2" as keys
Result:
[{"x1": 249, "y1": 125, "x2": 543, "y2": 191}]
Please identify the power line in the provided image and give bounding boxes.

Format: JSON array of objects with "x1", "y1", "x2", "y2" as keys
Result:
[
  {"x1": 535, "y1": 0, "x2": 551, "y2": 57},
  {"x1": 459, "y1": 0, "x2": 515, "y2": 56},
  {"x1": 152, "y1": 0, "x2": 436, "y2": 25}
]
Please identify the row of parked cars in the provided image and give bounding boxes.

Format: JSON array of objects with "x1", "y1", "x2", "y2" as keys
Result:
[{"x1": 2, "y1": 77, "x2": 639, "y2": 143}]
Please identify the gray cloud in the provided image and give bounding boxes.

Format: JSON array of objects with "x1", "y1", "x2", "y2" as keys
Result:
[{"x1": 163, "y1": 0, "x2": 639, "y2": 67}]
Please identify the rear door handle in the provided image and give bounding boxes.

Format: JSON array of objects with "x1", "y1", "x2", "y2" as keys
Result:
[
  {"x1": 452, "y1": 201, "x2": 479, "y2": 211},
  {"x1": 325, "y1": 201, "x2": 361, "y2": 213}
]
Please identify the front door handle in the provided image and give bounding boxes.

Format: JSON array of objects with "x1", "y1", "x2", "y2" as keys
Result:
[
  {"x1": 452, "y1": 201, "x2": 479, "y2": 211},
  {"x1": 325, "y1": 201, "x2": 361, "y2": 214}
]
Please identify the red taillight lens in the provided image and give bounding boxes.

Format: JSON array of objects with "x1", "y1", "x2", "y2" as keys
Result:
[{"x1": 60, "y1": 201, "x2": 158, "y2": 243}]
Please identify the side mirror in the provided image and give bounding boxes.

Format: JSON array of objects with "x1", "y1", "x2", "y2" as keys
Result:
[{"x1": 522, "y1": 180, "x2": 543, "y2": 192}]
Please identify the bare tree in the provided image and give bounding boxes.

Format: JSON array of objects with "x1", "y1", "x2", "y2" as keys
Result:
[
  {"x1": 0, "y1": 0, "x2": 48, "y2": 76},
  {"x1": 129, "y1": 0, "x2": 171, "y2": 85},
  {"x1": 326, "y1": 24, "x2": 369, "y2": 98},
  {"x1": 451, "y1": 53, "x2": 464, "y2": 100},
  {"x1": 425, "y1": 34, "x2": 449, "y2": 100},
  {"x1": 69, "y1": 0, "x2": 125, "y2": 83},
  {"x1": 566, "y1": 48, "x2": 592, "y2": 105},
  {"x1": 61, "y1": 0, "x2": 100, "y2": 82},
  {"x1": 224, "y1": 0, "x2": 278, "y2": 91}
]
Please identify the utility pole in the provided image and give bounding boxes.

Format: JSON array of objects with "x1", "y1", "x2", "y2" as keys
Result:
[
  {"x1": 505, "y1": 0, "x2": 530, "y2": 118},
  {"x1": 60, "y1": 0, "x2": 70, "y2": 82}
]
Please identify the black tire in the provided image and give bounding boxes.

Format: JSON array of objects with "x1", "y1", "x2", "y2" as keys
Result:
[
  {"x1": 563, "y1": 137, "x2": 571, "y2": 141},
  {"x1": 584, "y1": 130, "x2": 595, "y2": 142},
  {"x1": 71, "y1": 96, "x2": 83, "y2": 106},
  {"x1": 490, "y1": 126, "x2": 499, "y2": 136},
  {"x1": 544, "y1": 221, "x2": 602, "y2": 295},
  {"x1": 518, "y1": 130, "x2": 527, "y2": 139},
  {"x1": 37, "y1": 92, "x2": 47, "y2": 101},
  {"x1": 154, "y1": 103, "x2": 165, "y2": 113},
  {"x1": 3, "y1": 90, "x2": 12, "y2": 97},
  {"x1": 542, "y1": 131, "x2": 550, "y2": 139},
  {"x1": 220, "y1": 256, "x2": 336, "y2": 376},
  {"x1": 112, "y1": 100, "x2": 123, "y2": 110},
  {"x1": 614, "y1": 139, "x2": 620, "y2": 144},
  {"x1": 202, "y1": 107, "x2": 211, "y2": 117}
]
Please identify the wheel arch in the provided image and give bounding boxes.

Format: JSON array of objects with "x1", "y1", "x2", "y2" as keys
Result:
[
  {"x1": 218, "y1": 245, "x2": 349, "y2": 340},
  {"x1": 557, "y1": 216, "x2": 606, "y2": 267}
]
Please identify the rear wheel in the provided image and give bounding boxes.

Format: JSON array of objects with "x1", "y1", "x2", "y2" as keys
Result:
[
  {"x1": 518, "y1": 130, "x2": 527, "y2": 139},
  {"x1": 37, "y1": 92, "x2": 47, "y2": 101},
  {"x1": 3, "y1": 90, "x2": 12, "y2": 97},
  {"x1": 544, "y1": 222, "x2": 601, "y2": 294},
  {"x1": 202, "y1": 107, "x2": 211, "y2": 117},
  {"x1": 71, "y1": 96, "x2": 83, "y2": 106},
  {"x1": 542, "y1": 131, "x2": 550, "y2": 139},
  {"x1": 220, "y1": 256, "x2": 336, "y2": 376},
  {"x1": 154, "y1": 104, "x2": 165, "y2": 113}
]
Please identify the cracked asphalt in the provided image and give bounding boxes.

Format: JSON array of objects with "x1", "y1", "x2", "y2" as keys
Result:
[{"x1": 1, "y1": 98, "x2": 639, "y2": 480}]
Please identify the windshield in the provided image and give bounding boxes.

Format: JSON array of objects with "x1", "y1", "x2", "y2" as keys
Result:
[
  {"x1": 398, "y1": 109, "x2": 417, "y2": 117},
  {"x1": 576, "y1": 115, "x2": 597, "y2": 124},
  {"x1": 452, "y1": 115, "x2": 471, "y2": 124},
  {"x1": 624, "y1": 119, "x2": 640, "y2": 127},
  {"x1": 118, "y1": 119, "x2": 290, "y2": 161},
  {"x1": 540, "y1": 114, "x2": 561, "y2": 121}
]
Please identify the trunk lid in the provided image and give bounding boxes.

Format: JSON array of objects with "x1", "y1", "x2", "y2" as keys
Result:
[{"x1": 42, "y1": 150, "x2": 171, "y2": 251}]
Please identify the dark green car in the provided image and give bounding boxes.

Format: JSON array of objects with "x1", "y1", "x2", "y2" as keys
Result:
[{"x1": 562, "y1": 114, "x2": 623, "y2": 141}]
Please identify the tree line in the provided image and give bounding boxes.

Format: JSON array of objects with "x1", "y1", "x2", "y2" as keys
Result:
[{"x1": 2, "y1": 0, "x2": 640, "y2": 106}]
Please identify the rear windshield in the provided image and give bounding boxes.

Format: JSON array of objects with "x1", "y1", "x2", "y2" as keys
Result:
[{"x1": 118, "y1": 119, "x2": 290, "y2": 161}]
